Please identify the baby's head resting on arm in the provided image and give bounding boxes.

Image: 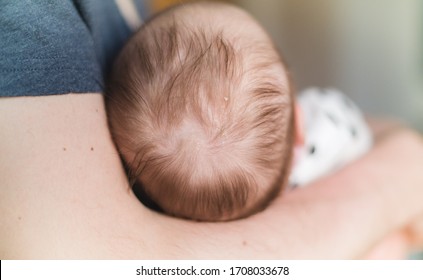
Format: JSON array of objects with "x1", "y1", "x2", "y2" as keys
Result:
[{"x1": 106, "y1": 2, "x2": 295, "y2": 221}]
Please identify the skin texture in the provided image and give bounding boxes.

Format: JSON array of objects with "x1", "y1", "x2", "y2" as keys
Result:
[{"x1": 0, "y1": 93, "x2": 422, "y2": 259}]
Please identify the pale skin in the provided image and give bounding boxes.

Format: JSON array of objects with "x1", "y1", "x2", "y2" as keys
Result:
[
  {"x1": 1, "y1": 93, "x2": 423, "y2": 259},
  {"x1": 1, "y1": 2, "x2": 423, "y2": 259}
]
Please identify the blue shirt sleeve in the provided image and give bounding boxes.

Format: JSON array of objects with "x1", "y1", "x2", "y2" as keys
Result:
[{"x1": 0, "y1": 0, "x2": 147, "y2": 97}]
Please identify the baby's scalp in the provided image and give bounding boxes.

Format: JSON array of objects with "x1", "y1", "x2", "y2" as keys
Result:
[{"x1": 106, "y1": 2, "x2": 295, "y2": 221}]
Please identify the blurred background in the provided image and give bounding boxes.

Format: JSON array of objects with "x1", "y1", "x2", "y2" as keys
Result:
[
  {"x1": 233, "y1": 0, "x2": 423, "y2": 259},
  {"x1": 151, "y1": 0, "x2": 423, "y2": 131}
]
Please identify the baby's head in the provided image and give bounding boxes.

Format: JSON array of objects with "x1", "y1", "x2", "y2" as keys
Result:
[{"x1": 106, "y1": 2, "x2": 295, "y2": 221}]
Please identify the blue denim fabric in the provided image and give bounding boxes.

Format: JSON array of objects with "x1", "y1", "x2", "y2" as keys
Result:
[{"x1": 0, "y1": 0, "x2": 143, "y2": 97}]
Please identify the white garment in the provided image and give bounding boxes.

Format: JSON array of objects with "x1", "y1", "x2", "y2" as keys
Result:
[{"x1": 289, "y1": 88, "x2": 373, "y2": 187}]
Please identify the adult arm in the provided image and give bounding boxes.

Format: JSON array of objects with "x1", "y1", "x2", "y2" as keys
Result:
[
  {"x1": 161, "y1": 121, "x2": 423, "y2": 259},
  {"x1": 1, "y1": 94, "x2": 423, "y2": 259}
]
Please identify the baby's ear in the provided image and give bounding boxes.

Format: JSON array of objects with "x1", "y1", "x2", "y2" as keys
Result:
[{"x1": 294, "y1": 103, "x2": 305, "y2": 147}]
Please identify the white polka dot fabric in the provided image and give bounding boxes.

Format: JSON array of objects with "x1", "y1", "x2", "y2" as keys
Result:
[{"x1": 289, "y1": 88, "x2": 373, "y2": 188}]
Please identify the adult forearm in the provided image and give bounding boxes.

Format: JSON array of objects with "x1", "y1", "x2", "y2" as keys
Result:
[{"x1": 158, "y1": 126, "x2": 423, "y2": 259}]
